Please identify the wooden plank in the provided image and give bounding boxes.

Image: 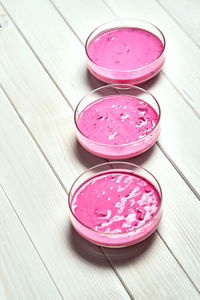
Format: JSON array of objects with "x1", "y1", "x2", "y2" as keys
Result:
[
  {"x1": 0, "y1": 0, "x2": 95, "y2": 108},
  {"x1": 128, "y1": 147, "x2": 200, "y2": 296},
  {"x1": 0, "y1": 83, "x2": 130, "y2": 299},
  {"x1": 0, "y1": 3, "x2": 199, "y2": 298},
  {"x1": 51, "y1": 0, "x2": 116, "y2": 42},
  {"x1": 52, "y1": 0, "x2": 200, "y2": 192},
  {"x1": 51, "y1": 0, "x2": 200, "y2": 116},
  {"x1": 0, "y1": 186, "x2": 61, "y2": 300},
  {"x1": 0, "y1": 8, "x2": 104, "y2": 189},
  {"x1": 157, "y1": 0, "x2": 200, "y2": 47},
  {"x1": 104, "y1": 231, "x2": 199, "y2": 299},
  {"x1": 104, "y1": 0, "x2": 200, "y2": 117},
  {"x1": 2, "y1": 0, "x2": 200, "y2": 196}
]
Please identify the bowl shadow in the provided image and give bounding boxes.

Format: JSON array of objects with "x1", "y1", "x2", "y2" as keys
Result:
[
  {"x1": 113, "y1": 143, "x2": 157, "y2": 166},
  {"x1": 86, "y1": 69, "x2": 161, "y2": 91},
  {"x1": 86, "y1": 69, "x2": 106, "y2": 90},
  {"x1": 68, "y1": 224, "x2": 157, "y2": 267},
  {"x1": 73, "y1": 138, "x2": 105, "y2": 169},
  {"x1": 73, "y1": 137, "x2": 156, "y2": 169}
]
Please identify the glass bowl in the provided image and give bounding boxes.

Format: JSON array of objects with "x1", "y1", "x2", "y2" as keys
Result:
[
  {"x1": 74, "y1": 84, "x2": 161, "y2": 159},
  {"x1": 68, "y1": 162, "x2": 163, "y2": 248},
  {"x1": 85, "y1": 18, "x2": 166, "y2": 84}
]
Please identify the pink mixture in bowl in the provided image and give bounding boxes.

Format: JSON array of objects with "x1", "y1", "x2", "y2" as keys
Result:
[
  {"x1": 69, "y1": 162, "x2": 162, "y2": 247},
  {"x1": 75, "y1": 84, "x2": 161, "y2": 159},
  {"x1": 86, "y1": 19, "x2": 165, "y2": 84}
]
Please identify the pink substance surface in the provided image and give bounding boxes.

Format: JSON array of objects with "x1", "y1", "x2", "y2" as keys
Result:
[
  {"x1": 86, "y1": 27, "x2": 165, "y2": 84},
  {"x1": 77, "y1": 95, "x2": 158, "y2": 145},
  {"x1": 76, "y1": 95, "x2": 160, "y2": 159},
  {"x1": 70, "y1": 171, "x2": 162, "y2": 247}
]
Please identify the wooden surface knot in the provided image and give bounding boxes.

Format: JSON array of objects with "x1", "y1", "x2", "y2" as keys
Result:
[{"x1": 0, "y1": 15, "x2": 9, "y2": 31}]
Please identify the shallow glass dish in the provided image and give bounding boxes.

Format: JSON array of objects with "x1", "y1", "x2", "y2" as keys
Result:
[
  {"x1": 85, "y1": 18, "x2": 166, "y2": 85},
  {"x1": 74, "y1": 84, "x2": 161, "y2": 159},
  {"x1": 85, "y1": 19, "x2": 166, "y2": 84},
  {"x1": 69, "y1": 162, "x2": 163, "y2": 248}
]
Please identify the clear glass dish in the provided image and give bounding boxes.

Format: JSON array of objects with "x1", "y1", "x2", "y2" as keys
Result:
[
  {"x1": 85, "y1": 18, "x2": 166, "y2": 84},
  {"x1": 74, "y1": 84, "x2": 161, "y2": 159},
  {"x1": 68, "y1": 162, "x2": 163, "y2": 248}
]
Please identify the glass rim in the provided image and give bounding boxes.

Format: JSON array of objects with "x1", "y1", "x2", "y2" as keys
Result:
[
  {"x1": 74, "y1": 84, "x2": 161, "y2": 147},
  {"x1": 85, "y1": 18, "x2": 166, "y2": 73},
  {"x1": 68, "y1": 161, "x2": 163, "y2": 236}
]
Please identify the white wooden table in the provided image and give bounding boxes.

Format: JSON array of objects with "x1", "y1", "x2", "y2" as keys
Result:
[{"x1": 0, "y1": 0, "x2": 199, "y2": 299}]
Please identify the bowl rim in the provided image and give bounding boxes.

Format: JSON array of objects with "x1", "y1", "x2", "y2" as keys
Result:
[
  {"x1": 85, "y1": 18, "x2": 166, "y2": 73},
  {"x1": 74, "y1": 84, "x2": 161, "y2": 148},
  {"x1": 68, "y1": 161, "x2": 163, "y2": 236}
]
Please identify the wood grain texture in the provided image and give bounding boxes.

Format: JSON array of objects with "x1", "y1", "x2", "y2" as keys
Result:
[
  {"x1": 0, "y1": 84, "x2": 130, "y2": 299},
  {"x1": 51, "y1": 0, "x2": 200, "y2": 195},
  {"x1": 52, "y1": 0, "x2": 200, "y2": 114},
  {"x1": 1, "y1": 0, "x2": 91, "y2": 108},
  {"x1": 0, "y1": 2, "x2": 199, "y2": 298},
  {"x1": 3, "y1": 0, "x2": 199, "y2": 197},
  {"x1": 128, "y1": 147, "x2": 200, "y2": 294},
  {"x1": 51, "y1": 0, "x2": 200, "y2": 115},
  {"x1": 0, "y1": 186, "x2": 61, "y2": 300},
  {"x1": 104, "y1": 231, "x2": 199, "y2": 300},
  {"x1": 0, "y1": 8, "x2": 104, "y2": 188},
  {"x1": 104, "y1": 0, "x2": 200, "y2": 116},
  {"x1": 157, "y1": 0, "x2": 200, "y2": 47}
]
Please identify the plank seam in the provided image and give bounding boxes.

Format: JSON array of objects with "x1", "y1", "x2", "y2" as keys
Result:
[
  {"x1": 50, "y1": 0, "x2": 200, "y2": 122},
  {"x1": 161, "y1": 72, "x2": 200, "y2": 119},
  {"x1": 157, "y1": 142, "x2": 200, "y2": 200},
  {"x1": 47, "y1": 0, "x2": 200, "y2": 196},
  {"x1": 100, "y1": 247, "x2": 134, "y2": 300},
  {"x1": 0, "y1": 83, "x2": 131, "y2": 299},
  {"x1": 0, "y1": 1, "x2": 75, "y2": 112},
  {"x1": 102, "y1": 0, "x2": 119, "y2": 19},
  {"x1": 49, "y1": 0, "x2": 84, "y2": 46},
  {"x1": 0, "y1": 183, "x2": 64, "y2": 300},
  {"x1": 157, "y1": 231, "x2": 200, "y2": 294},
  {"x1": 0, "y1": 1, "x2": 199, "y2": 294},
  {"x1": 0, "y1": 84, "x2": 69, "y2": 197},
  {"x1": 102, "y1": 0, "x2": 200, "y2": 119},
  {"x1": 156, "y1": 0, "x2": 200, "y2": 49}
]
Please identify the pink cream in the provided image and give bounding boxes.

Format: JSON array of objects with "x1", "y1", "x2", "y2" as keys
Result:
[
  {"x1": 86, "y1": 27, "x2": 165, "y2": 84},
  {"x1": 76, "y1": 94, "x2": 160, "y2": 159},
  {"x1": 70, "y1": 171, "x2": 162, "y2": 247}
]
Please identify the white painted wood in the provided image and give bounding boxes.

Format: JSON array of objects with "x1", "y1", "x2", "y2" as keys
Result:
[
  {"x1": 3, "y1": 0, "x2": 200, "y2": 196},
  {"x1": 51, "y1": 0, "x2": 115, "y2": 43},
  {"x1": 1, "y1": 0, "x2": 92, "y2": 108},
  {"x1": 128, "y1": 146, "x2": 200, "y2": 295},
  {"x1": 0, "y1": 9, "x2": 104, "y2": 189},
  {"x1": 0, "y1": 90, "x2": 130, "y2": 298},
  {"x1": 104, "y1": 231, "x2": 199, "y2": 300},
  {"x1": 0, "y1": 186, "x2": 61, "y2": 300},
  {"x1": 0, "y1": 3, "x2": 199, "y2": 298},
  {"x1": 158, "y1": 0, "x2": 200, "y2": 47},
  {"x1": 52, "y1": 0, "x2": 200, "y2": 115},
  {"x1": 104, "y1": 0, "x2": 200, "y2": 116},
  {"x1": 106, "y1": 145, "x2": 200, "y2": 299}
]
